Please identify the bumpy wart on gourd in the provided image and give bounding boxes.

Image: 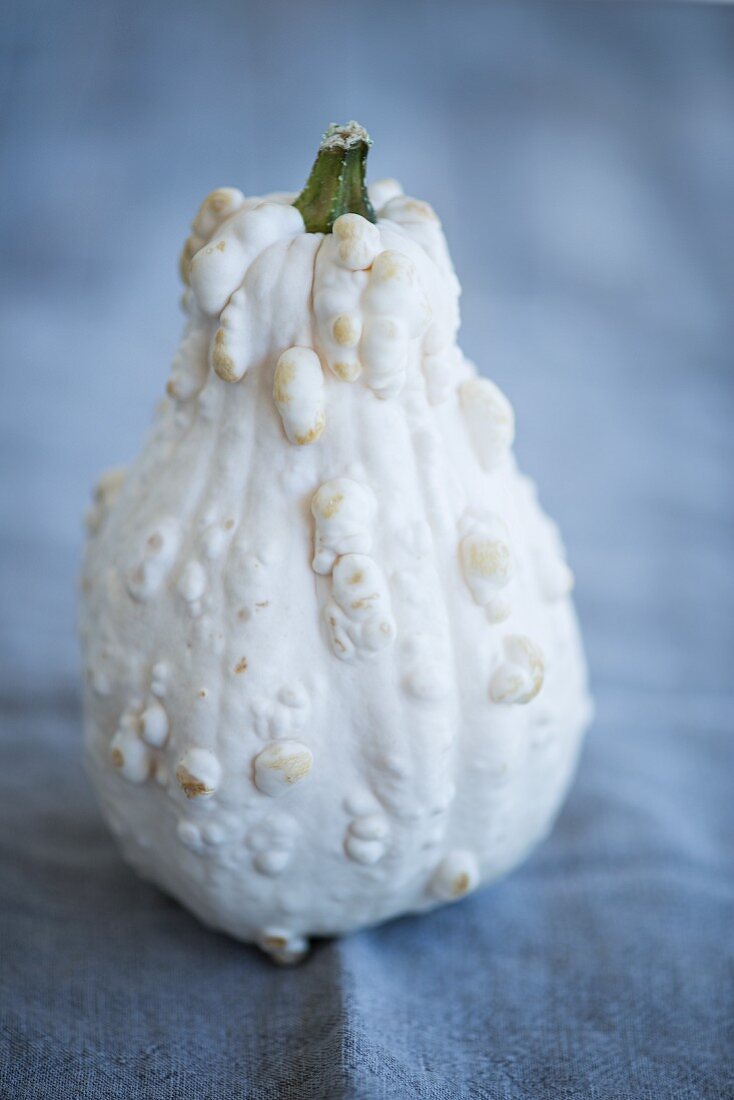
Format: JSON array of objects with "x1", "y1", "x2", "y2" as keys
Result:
[{"x1": 80, "y1": 121, "x2": 592, "y2": 965}]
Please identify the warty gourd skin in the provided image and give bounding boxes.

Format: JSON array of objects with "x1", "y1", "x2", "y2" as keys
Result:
[{"x1": 80, "y1": 122, "x2": 592, "y2": 964}]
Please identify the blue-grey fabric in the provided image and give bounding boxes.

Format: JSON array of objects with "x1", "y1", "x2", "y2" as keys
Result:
[{"x1": 1, "y1": 1, "x2": 732, "y2": 1097}]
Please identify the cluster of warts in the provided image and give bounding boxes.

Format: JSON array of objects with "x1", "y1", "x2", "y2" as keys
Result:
[{"x1": 85, "y1": 159, "x2": 580, "y2": 959}]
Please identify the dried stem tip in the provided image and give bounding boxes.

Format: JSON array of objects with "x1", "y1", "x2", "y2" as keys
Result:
[{"x1": 294, "y1": 121, "x2": 377, "y2": 234}]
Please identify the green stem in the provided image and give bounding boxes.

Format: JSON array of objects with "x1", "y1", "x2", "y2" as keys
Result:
[{"x1": 294, "y1": 121, "x2": 376, "y2": 234}]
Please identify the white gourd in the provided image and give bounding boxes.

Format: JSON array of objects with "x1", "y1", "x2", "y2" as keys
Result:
[{"x1": 80, "y1": 122, "x2": 592, "y2": 964}]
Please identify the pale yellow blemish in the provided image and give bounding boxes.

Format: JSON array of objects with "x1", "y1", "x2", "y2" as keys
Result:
[
  {"x1": 350, "y1": 592, "x2": 379, "y2": 611},
  {"x1": 319, "y1": 493, "x2": 343, "y2": 519},
  {"x1": 273, "y1": 358, "x2": 297, "y2": 405},
  {"x1": 206, "y1": 189, "x2": 233, "y2": 213},
  {"x1": 175, "y1": 766, "x2": 213, "y2": 799},
  {"x1": 332, "y1": 361, "x2": 361, "y2": 382},
  {"x1": 294, "y1": 412, "x2": 325, "y2": 446},
  {"x1": 263, "y1": 750, "x2": 312, "y2": 785},
  {"x1": 468, "y1": 540, "x2": 510, "y2": 578},
  {"x1": 373, "y1": 251, "x2": 414, "y2": 284},
  {"x1": 404, "y1": 199, "x2": 438, "y2": 221},
  {"x1": 493, "y1": 674, "x2": 523, "y2": 703},
  {"x1": 453, "y1": 873, "x2": 470, "y2": 897},
  {"x1": 178, "y1": 236, "x2": 199, "y2": 284},
  {"x1": 491, "y1": 636, "x2": 545, "y2": 705},
  {"x1": 212, "y1": 329, "x2": 237, "y2": 382},
  {"x1": 334, "y1": 218, "x2": 359, "y2": 241},
  {"x1": 328, "y1": 616, "x2": 346, "y2": 653},
  {"x1": 332, "y1": 314, "x2": 360, "y2": 347},
  {"x1": 515, "y1": 638, "x2": 544, "y2": 700},
  {"x1": 321, "y1": 495, "x2": 345, "y2": 519}
]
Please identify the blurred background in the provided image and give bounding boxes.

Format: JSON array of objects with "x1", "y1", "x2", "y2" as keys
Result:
[{"x1": 1, "y1": 1, "x2": 732, "y2": 1095}]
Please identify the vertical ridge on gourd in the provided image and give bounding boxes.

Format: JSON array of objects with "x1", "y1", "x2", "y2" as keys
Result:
[{"x1": 80, "y1": 121, "x2": 591, "y2": 963}]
